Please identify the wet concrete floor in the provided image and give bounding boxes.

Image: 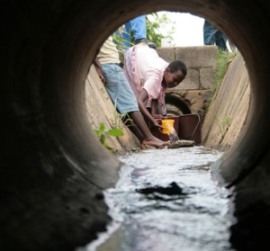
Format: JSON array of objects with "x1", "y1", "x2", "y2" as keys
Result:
[{"x1": 78, "y1": 146, "x2": 235, "y2": 251}]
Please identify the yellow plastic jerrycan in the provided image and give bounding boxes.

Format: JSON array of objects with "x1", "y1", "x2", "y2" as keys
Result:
[{"x1": 161, "y1": 119, "x2": 175, "y2": 135}]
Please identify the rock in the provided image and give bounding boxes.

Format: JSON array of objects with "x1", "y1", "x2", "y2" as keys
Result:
[{"x1": 168, "y1": 139, "x2": 195, "y2": 148}]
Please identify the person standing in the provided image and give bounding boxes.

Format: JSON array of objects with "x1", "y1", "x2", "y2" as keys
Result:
[
  {"x1": 203, "y1": 20, "x2": 228, "y2": 51},
  {"x1": 116, "y1": 15, "x2": 156, "y2": 51},
  {"x1": 94, "y1": 36, "x2": 168, "y2": 148},
  {"x1": 123, "y1": 15, "x2": 147, "y2": 48}
]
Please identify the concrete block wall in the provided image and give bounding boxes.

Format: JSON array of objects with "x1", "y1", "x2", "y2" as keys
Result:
[
  {"x1": 157, "y1": 45, "x2": 218, "y2": 116},
  {"x1": 158, "y1": 45, "x2": 217, "y2": 90}
]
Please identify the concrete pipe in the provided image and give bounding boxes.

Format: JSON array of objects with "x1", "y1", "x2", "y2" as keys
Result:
[{"x1": 1, "y1": 0, "x2": 270, "y2": 250}]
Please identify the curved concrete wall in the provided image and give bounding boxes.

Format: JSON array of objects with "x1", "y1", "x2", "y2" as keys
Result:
[
  {"x1": 202, "y1": 53, "x2": 250, "y2": 150},
  {"x1": 2, "y1": 0, "x2": 270, "y2": 250}
]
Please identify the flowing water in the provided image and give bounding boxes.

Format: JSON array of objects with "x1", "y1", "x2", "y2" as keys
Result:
[{"x1": 78, "y1": 146, "x2": 235, "y2": 251}]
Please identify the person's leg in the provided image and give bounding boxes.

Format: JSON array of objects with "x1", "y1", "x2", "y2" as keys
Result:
[
  {"x1": 123, "y1": 21, "x2": 132, "y2": 49},
  {"x1": 123, "y1": 15, "x2": 147, "y2": 49},
  {"x1": 129, "y1": 15, "x2": 147, "y2": 44},
  {"x1": 101, "y1": 63, "x2": 167, "y2": 147},
  {"x1": 102, "y1": 63, "x2": 139, "y2": 114},
  {"x1": 203, "y1": 20, "x2": 217, "y2": 45},
  {"x1": 215, "y1": 31, "x2": 228, "y2": 51},
  {"x1": 129, "y1": 111, "x2": 167, "y2": 147}
]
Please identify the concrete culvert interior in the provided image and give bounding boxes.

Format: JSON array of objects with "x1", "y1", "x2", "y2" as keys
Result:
[{"x1": 2, "y1": 0, "x2": 270, "y2": 250}]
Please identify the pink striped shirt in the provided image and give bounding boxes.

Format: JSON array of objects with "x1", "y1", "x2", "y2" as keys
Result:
[{"x1": 124, "y1": 43, "x2": 168, "y2": 105}]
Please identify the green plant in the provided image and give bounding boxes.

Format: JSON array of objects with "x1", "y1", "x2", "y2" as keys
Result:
[
  {"x1": 94, "y1": 122, "x2": 124, "y2": 150},
  {"x1": 111, "y1": 97, "x2": 133, "y2": 129},
  {"x1": 213, "y1": 50, "x2": 237, "y2": 95},
  {"x1": 145, "y1": 12, "x2": 175, "y2": 48},
  {"x1": 113, "y1": 12, "x2": 175, "y2": 57},
  {"x1": 113, "y1": 110, "x2": 134, "y2": 129}
]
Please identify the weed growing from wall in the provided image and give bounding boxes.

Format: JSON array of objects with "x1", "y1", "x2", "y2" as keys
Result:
[
  {"x1": 213, "y1": 50, "x2": 237, "y2": 95},
  {"x1": 219, "y1": 115, "x2": 232, "y2": 137},
  {"x1": 94, "y1": 122, "x2": 124, "y2": 151},
  {"x1": 94, "y1": 99, "x2": 134, "y2": 151}
]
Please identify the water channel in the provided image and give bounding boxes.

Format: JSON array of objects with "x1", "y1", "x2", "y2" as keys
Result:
[{"x1": 78, "y1": 146, "x2": 236, "y2": 251}]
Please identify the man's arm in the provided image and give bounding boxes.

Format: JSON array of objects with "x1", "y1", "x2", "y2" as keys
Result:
[
  {"x1": 151, "y1": 99, "x2": 163, "y2": 119},
  {"x1": 93, "y1": 58, "x2": 105, "y2": 83},
  {"x1": 138, "y1": 89, "x2": 161, "y2": 127}
]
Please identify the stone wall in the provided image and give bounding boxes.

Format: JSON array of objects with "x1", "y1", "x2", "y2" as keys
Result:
[{"x1": 157, "y1": 45, "x2": 217, "y2": 116}]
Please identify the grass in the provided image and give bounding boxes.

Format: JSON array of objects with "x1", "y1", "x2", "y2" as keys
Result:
[
  {"x1": 219, "y1": 115, "x2": 232, "y2": 137},
  {"x1": 213, "y1": 49, "x2": 237, "y2": 95}
]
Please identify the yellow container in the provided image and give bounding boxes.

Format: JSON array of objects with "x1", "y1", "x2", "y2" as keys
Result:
[{"x1": 161, "y1": 119, "x2": 175, "y2": 135}]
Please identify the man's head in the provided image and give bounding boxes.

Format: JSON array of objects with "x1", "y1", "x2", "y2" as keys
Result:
[{"x1": 163, "y1": 60, "x2": 187, "y2": 88}]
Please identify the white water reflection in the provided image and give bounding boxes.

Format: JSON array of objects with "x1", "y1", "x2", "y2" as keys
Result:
[{"x1": 81, "y1": 146, "x2": 235, "y2": 251}]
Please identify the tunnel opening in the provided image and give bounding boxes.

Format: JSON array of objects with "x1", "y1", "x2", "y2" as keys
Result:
[
  {"x1": 3, "y1": 0, "x2": 270, "y2": 250},
  {"x1": 82, "y1": 8, "x2": 250, "y2": 251},
  {"x1": 165, "y1": 94, "x2": 191, "y2": 116},
  {"x1": 59, "y1": 2, "x2": 270, "y2": 249},
  {"x1": 84, "y1": 10, "x2": 241, "y2": 151}
]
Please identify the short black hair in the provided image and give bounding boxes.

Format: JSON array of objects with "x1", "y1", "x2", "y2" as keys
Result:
[{"x1": 167, "y1": 60, "x2": 187, "y2": 76}]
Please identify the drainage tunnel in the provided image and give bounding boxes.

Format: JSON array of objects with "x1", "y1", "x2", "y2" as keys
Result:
[{"x1": 2, "y1": 0, "x2": 270, "y2": 250}]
